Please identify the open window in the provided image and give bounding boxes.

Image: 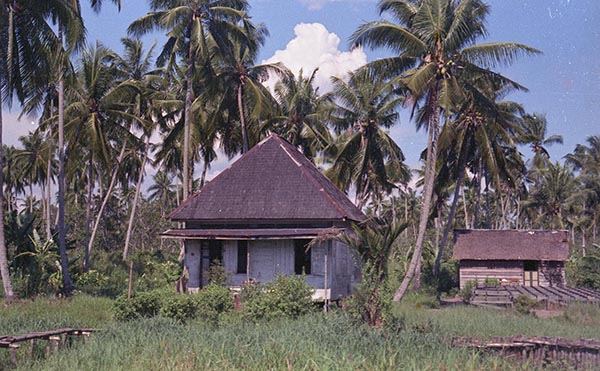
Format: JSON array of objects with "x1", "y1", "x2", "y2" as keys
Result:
[
  {"x1": 294, "y1": 239, "x2": 312, "y2": 275},
  {"x1": 237, "y1": 241, "x2": 248, "y2": 274}
]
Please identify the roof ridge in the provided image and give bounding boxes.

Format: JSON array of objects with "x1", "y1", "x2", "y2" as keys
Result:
[{"x1": 276, "y1": 140, "x2": 349, "y2": 220}]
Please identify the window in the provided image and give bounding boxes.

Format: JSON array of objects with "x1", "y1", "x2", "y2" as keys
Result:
[
  {"x1": 207, "y1": 240, "x2": 223, "y2": 265},
  {"x1": 524, "y1": 260, "x2": 538, "y2": 272},
  {"x1": 237, "y1": 241, "x2": 248, "y2": 274},
  {"x1": 294, "y1": 239, "x2": 311, "y2": 275}
]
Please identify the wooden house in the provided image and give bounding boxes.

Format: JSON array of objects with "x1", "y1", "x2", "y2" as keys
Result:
[
  {"x1": 162, "y1": 134, "x2": 366, "y2": 300},
  {"x1": 452, "y1": 229, "x2": 569, "y2": 289}
]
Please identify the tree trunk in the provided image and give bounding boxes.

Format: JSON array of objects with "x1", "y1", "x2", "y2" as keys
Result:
[
  {"x1": 86, "y1": 142, "x2": 127, "y2": 266},
  {"x1": 393, "y1": 87, "x2": 440, "y2": 302},
  {"x1": 434, "y1": 138, "x2": 470, "y2": 275},
  {"x1": 182, "y1": 34, "x2": 195, "y2": 202},
  {"x1": 45, "y1": 121, "x2": 53, "y2": 240},
  {"x1": 123, "y1": 136, "x2": 149, "y2": 261},
  {"x1": 200, "y1": 158, "x2": 208, "y2": 188},
  {"x1": 0, "y1": 108, "x2": 16, "y2": 302},
  {"x1": 238, "y1": 83, "x2": 248, "y2": 153},
  {"x1": 462, "y1": 187, "x2": 469, "y2": 229},
  {"x1": 83, "y1": 156, "x2": 93, "y2": 271},
  {"x1": 57, "y1": 23, "x2": 73, "y2": 295},
  {"x1": 474, "y1": 161, "x2": 482, "y2": 228}
]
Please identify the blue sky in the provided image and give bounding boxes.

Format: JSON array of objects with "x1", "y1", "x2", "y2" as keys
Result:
[{"x1": 6, "y1": 0, "x2": 600, "y2": 178}]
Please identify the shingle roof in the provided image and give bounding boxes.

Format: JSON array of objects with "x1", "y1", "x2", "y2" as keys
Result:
[
  {"x1": 168, "y1": 134, "x2": 366, "y2": 223},
  {"x1": 452, "y1": 229, "x2": 569, "y2": 261}
]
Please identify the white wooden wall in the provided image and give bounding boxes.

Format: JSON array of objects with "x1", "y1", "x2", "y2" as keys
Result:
[{"x1": 186, "y1": 238, "x2": 359, "y2": 299}]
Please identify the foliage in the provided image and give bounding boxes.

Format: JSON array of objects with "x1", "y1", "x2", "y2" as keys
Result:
[
  {"x1": 113, "y1": 290, "x2": 164, "y2": 321},
  {"x1": 114, "y1": 285, "x2": 233, "y2": 323},
  {"x1": 195, "y1": 284, "x2": 234, "y2": 323},
  {"x1": 241, "y1": 275, "x2": 314, "y2": 321},
  {"x1": 459, "y1": 281, "x2": 476, "y2": 303},
  {"x1": 571, "y1": 250, "x2": 600, "y2": 290},
  {"x1": 513, "y1": 294, "x2": 538, "y2": 315},
  {"x1": 75, "y1": 270, "x2": 110, "y2": 296},
  {"x1": 484, "y1": 278, "x2": 500, "y2": 287},
  {"x1": 204, "y1": 260, "x2": 230, "y2": 287}
]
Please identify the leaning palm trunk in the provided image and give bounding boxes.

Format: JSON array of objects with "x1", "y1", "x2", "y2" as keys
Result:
[
  {"x1": 57, "y1": 23, "x2": 73, "y2": 294},
  {"x1": 0, "y1": 108, "x2": 15, "y2": 302},
  {"x1": 86, "y1": 142, "x2": 127, "y2": 269},
  {"x1": 123, "y1": 136, "x2": 150, "y2": 261},
  {"x1": 434, "y1": 138, "x2": 471, "y2": 275},
  {"x1": 393, "y1": 88, "x2": 440, "y2": 302}
]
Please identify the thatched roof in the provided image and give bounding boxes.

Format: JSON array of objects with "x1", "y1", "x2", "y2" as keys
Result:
[
  {"x1": 452, "y1": 229, "x2": 569, "y2": 261},
  {"x1": 168, "y1": 134, "x2": 366, "y2": 223}
]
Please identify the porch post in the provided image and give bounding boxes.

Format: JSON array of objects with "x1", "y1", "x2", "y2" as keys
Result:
[{"x1": 246, "y1": 241, "x2": 250, "y2": 283}]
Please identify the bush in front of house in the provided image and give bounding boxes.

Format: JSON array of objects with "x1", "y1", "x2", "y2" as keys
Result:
[
  {"x1": 459, "y1": 280, "x2": 476, "y2": 303},
  {"x1": 114, "y1": 285, "x2": 234, "y2": 323},
  {"x1": 195, "y1": 284, "x2": 234, "y2": 323},
  {"x1": 513, "y1": 294, "x2": 538, "y2": 315},
  {"x1": 114, "y1": 290, "x2": 164, "y2": 320},
  {"x1": 241, "y1": 275, "x2": 314, "y2": 321}
]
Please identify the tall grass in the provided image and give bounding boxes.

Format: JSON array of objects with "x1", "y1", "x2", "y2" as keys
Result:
[
  {"x1": 14, "y1": 314, "x2": 515, "y2": 371},
  {"x1": 2, "y1": 295, "x2": 599, "y2": 370}
]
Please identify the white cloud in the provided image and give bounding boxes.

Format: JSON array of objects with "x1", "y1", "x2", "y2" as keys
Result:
[
  {"x1": 298, "y1": 0, "x2": 328, "y2": 10},
  {"x1": 262, "y1": 23, "x2": 367, "y2": 94},
  {"x1": 3, "y1": 111, "x2": 38, "y2": 146}
]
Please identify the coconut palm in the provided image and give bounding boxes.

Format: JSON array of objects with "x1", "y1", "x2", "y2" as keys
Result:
[
  {"x1": 516, "y1": 113, "x2": 563, "y2": 173},
  {"x1": 0, "y1": 0, "x2": 84, "y2": 299},
  {"x1": 129, "y1": 0, "x2": 254, "y2": 201},
  {"x1": 351, "y1": 0, "x2": 540, "y2": 301},
  {"x1": 215, "y1": 37, "x2": 287, "y2": 153},
  {"x1": 326, "y1": 69, "x2": 408, "y2": 208},
  {"x1": 268, "y1": 69, "x2": 333, "y2": 160}
]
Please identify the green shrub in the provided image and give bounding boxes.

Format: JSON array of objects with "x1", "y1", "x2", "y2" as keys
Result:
[
  {"x1": 76, "y1": 270, "x2": 110, "y2": 296},
  {"x1": 459, "y1": 280, "x2": 476, "y2": 303},
  {"x1": 205, "y1": 260, "x2": 230, "y2": 286},
  {"x1": 160, "y1": 294, "x2": 200, "y2": 322},
  {"x1": 195, "y1": 284, "x2": 234, "y2": 323},
  {"x1": 242, "y1": 275, "x2": 314, "y2": 321},
  {"x1": 513, "y1": 294, "x2": 537, "y2": 315},
  {"x1": 113, "y1": 290, "x2": 163, "y2": 320},
  {"x1": 483, "y1": 277, "x2": 500, "y2": 287}
]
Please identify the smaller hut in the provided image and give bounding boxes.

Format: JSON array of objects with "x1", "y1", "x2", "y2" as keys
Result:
[{"x1": 453, "y1": 229, "x2": 569, "y2": 289}]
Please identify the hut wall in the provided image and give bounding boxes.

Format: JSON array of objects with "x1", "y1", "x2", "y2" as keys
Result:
[
  {"x1": 539, "y1": 261, "x2": 566, "y2": 287},
  {"x1": 459, "y1": 260, "x2": 523, "y2": 289},
  {"x1": 184, "y1": 240, "x2": 202, "y2": 293}
]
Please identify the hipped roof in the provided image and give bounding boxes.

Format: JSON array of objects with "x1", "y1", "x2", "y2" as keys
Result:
[
  {"x1": 168, "y1": 134, "x2": 366, "y2": 223},
  {"x1": 452, "y1": 229, "x2": 569, "y2": 261}
]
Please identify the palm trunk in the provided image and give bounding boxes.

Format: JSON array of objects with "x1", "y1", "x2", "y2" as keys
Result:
[
  {"x1": 434, "y1": 138, "x2": 470, "y2": 275},
  {"x1": 123, "y1": 136, "x2": 150, "y2": 261},
  {"x1": 238, "y1": 83, "x2": 248, "y2": 153},
  {"x1": 57, "y1": 23, "x2": 73, "y2": 295},
  {"x1": 462, "y1": 187, "x2": 469, "y2": 229},
  {"x1": 393, "y1": 87, "x2": 440, "y2": 302},
  {"x1": 86, "y1": 142, "x2": 127, "y2": 267},
  {"x1": 182, "y1": 35, "x2": 195, "y2": 202},
  {"x1": 0, "y1": 108, "x2": 16, "y2": 302},
  {"x1": 474, "y1": 161, "x2": 482, "y2": 228},
  {"x1": 200, "y1": 158, "x2": 208, "y2": 188},
  {"x1": 45, "y1": 122, "x2": 53, "y2": 240},
  {"x1": 83, "y1": 156, "x2": 93, "y2": 271}
]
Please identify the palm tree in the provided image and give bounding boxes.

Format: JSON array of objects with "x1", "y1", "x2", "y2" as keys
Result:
[
  {"x1": 351, "y1": 0, "x2": 540, "y2": 301},
  {"x1": 326, "y1": 69, "x2": 408, "y2": 207},
  {"x1": 148, "y1": 170, "x2": 177, "y2": 216},
  {"x1": 0, "y1": 0, "x2": 84, "y2": 300},
  {"x1": 268, "y1": 69, "x2": 332, "y2": 160},
  {"x1": 129, "y1": 0, "x2": 254, "y2": 201},
  {"x1": 215, "y1": 38, "x2": 287, "y2": 153},
  {"x1": 517, "y1": 113, "x2": 563, "y2": 173}
]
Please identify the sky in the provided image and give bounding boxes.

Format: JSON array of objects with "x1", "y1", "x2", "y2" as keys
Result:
[{"x1": 4, "y1": 0, "x2": 600, "y2": 183}]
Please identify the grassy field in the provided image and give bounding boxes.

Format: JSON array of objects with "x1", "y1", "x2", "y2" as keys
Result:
[{"x1": 1, "y1": 295, "x2": 599, "y2": 370}]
